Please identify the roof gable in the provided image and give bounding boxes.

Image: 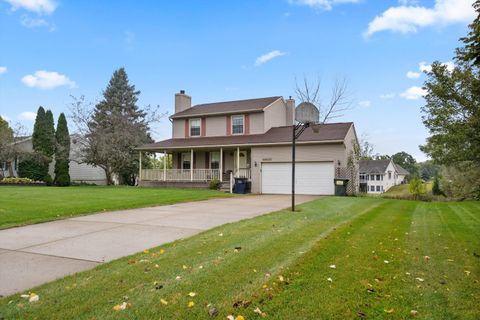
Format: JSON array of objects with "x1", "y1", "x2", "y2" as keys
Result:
[
  {"x1": 170, "y1": 96, "x2": 282, "y2": 119},
  {"x1": 359, "y1": 159, "x2": 391, "y2": 174}
]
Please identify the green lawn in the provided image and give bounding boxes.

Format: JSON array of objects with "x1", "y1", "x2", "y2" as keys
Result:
[
  {"x1": 1, "y1": 197, "x2": 478, "y2": 319},
  {"x1": 0, "y1": 186, "x2": 231, "y2": 229},
  {"x1": 383, "y1": 182, "x2": 433, "y2": 197}
]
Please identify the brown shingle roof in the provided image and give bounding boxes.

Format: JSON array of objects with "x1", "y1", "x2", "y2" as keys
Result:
[
  {"x1": 138, "y1": 122, "x2": 353, "y2": 150},
  {"x1": 170, "y1": 96, "x2": 282, "y2": 119},
  {"x1": 359, "y1": 159, "x2": 391, "y2": 174}
]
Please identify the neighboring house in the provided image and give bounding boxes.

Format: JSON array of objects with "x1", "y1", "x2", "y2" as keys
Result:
[
  {"x1": 1, "y1": 135, "x2": 107, "y2": 185},
  {"x1": 137, "y1": 90, "x2": 359, "y2": 195},
  {"x1": 358, "y1": 159, "x2": 409, "y2": 194}
]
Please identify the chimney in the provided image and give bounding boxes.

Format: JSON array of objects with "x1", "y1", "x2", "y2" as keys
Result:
[
  {"x1": 285, "y1": 96, "x2": 295, "y2": 125},
  {"x1": 175, "y1": 90, "x2": 192, "y2": 114}
]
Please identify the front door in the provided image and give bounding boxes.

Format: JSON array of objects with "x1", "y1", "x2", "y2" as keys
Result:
[{"x1": 234, "y1": 150, "x2": 247, "y2": 170}]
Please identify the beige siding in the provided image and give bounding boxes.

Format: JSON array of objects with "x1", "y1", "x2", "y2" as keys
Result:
[
  {"x1": 250, "y1": 143, "x2": 346, "y2": 193},
  {"x1": 206, "y1": 116, "x2": 227, "y2": 136},
  {"x1": 172, "y1": 119, "x2": 185, "y2": 138},
  {"x1": 263, "y1": 99, "x2": 287, "y2": 132},
  {"x1": 342, "y1": 125, "x2": 359, "y2": 193},
  {"x1": 195, "y1": 151, "x2": 206, "y2": 169},
  {"x1": 249, "y1": 113, "x2": 264, "y2": 134}
]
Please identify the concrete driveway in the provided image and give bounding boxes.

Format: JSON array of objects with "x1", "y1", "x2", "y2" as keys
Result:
[{"x1": 0, "y1": 194, "x2": 317, "y2": 296}]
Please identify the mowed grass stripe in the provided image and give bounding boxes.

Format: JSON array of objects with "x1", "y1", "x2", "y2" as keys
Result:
[
  {"x1": 0, "y1": 197, "x2": 379, "y2": 319},
  {"x1": 244, "y1": 199, "x2": 416, "y2": 319},
  {"x1": 405, "y1": 202, "x2": 479, "y2": 319}
]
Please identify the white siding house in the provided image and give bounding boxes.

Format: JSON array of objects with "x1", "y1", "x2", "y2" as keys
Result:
[
  {"x1": 359, "y1": 159, "x2": 408, "y2": 194},
  {"x1": 2, "y1": 135, "x2": 107, "y2": 185}
]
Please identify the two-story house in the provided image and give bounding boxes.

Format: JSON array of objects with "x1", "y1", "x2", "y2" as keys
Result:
[
  {"x1": 358, "y1": 159, "x2": 409, "y2": 193},
  {"x1": 137, "y1": 90, "x2": 359, "y2": 195}
]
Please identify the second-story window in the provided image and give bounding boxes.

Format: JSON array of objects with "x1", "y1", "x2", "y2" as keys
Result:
[
  {"x1": 190, "y1": 119, "x2": 201, "y2": 137},
  {"x1": 231, "y1": 115, "x2": 244, "y2": 135}
]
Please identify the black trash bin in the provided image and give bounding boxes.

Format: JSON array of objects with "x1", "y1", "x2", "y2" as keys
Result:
[
  {"x1": 334, "y1": 179, "x2": 349, "y2": 196},
  {"x1": 234, "y1": 177, "x2": 248, "y2": 194}
]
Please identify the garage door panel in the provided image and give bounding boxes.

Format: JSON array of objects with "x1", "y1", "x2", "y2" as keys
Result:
[{"x1": 261, "y1": 162, "x2": 334, "y2": 195}]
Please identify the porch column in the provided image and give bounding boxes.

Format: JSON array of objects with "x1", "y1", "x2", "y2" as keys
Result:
[
  {"x1": 220, "y1": 147, "x2": 223, "y2": 182},
  {"x1": 190, "y1": 149, "x2": 194, "y2": 181},
  {"x1": 138, "y1": 151, "x2": 142, "y2": 182},
  {"x1": 163, "y1": 150, "x2": 167, "y2": 181},
  {"x1": 236, "y1": 147, "x2": 240, "y2": 177}
]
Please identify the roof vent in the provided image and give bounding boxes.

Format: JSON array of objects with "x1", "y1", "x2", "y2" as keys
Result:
[{"x1": 180, "y1": 90, "x2": 185, "y2": 94}]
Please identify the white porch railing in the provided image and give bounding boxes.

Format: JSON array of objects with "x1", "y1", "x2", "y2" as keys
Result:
[
  {"x1": 141, "y1": 169, "x2": 221, "y2": 182},
  {"x1": 235, "y1": 168, "x2": 251, "y2": 179}
]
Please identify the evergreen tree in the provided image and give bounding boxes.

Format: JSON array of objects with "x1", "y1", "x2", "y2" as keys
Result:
[
  {"x1": 85, "y1": 67, "x2": 152, "y2": 185},
  {"x1": 432, "y1": 176, "x2": 442, "y2": 196},
  {"x1": 32, "y1": 106, "x2": 46, "y2": 153},
  {"x1": 44, "y1": 110, "x2": 56, "y2": 158},
  {"x1": 54, "y1": 113, "x2": 71, "y2": 186}
]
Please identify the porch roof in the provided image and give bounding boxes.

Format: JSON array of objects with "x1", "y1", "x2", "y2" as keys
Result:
[{"x1": 137, "y1": 122, "x2": 353, "y2": 151}]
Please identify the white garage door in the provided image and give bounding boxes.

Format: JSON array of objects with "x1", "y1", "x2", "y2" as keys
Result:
[{"x1": 261, "y1": 162, "x2": 335, "y2": 195}]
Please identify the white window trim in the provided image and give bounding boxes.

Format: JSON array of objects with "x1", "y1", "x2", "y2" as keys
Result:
[
  {"x1": 231, "y1": 115, "x2": 245, "y2": 135},
  {"x1": 181, "y1": 152, "x2": 191, "y2": 169},
  {"x1": 189, "y1": 118, "x2": 201, "y2": 137}
]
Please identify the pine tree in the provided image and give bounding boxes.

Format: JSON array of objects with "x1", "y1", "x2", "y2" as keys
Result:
[
  {"x1": 54, "y1": 113, "x2": 71, "y2": 186},
  {"x1": 44, "y1": 110, "x2": 56, "y2": 158},
  {"x1": 85, "y1": 67, "x2": 152, "y2": 185},
  {"x1": 32, "y1": 106, "x2": 46, "y2": 153}
]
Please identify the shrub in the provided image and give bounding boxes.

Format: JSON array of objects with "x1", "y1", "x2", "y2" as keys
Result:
[
  {"x1": 409, "y1": 177, "x2": 426, "y2": 200},
  {"x1": 432, "y1": 176, "x2": 442, "y2": 196},
  {"x1": 209, "y1": 178, "x2": 221, "y2": 190},
  {"x1": 0, "y1": 177, "x2": 33, "y2": 184},
  {"x1": 18, "y1": 153, "x2": 49, "y2": 181},
  {"x1": 43, "y1": 173, "x2": 53, "y2": 186}
]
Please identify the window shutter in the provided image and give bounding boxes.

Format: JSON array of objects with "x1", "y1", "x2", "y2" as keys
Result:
[
  {"x1": 184, "y1": 119, "x2": 189, "y2": 137},
  {"x1": 245, "y1": 114, "x2": 250, "y2": 134},
  {"x1": 201, "y1": 118, "x2": 206, "y2": 136},
  {"x1": 226, "y1": 116, "x2": 231, "y2": 135}
]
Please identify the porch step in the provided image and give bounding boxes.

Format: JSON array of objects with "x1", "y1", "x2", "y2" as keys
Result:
[{"x1": 219, "y1": 181, "x2": 231, "y2": 192}]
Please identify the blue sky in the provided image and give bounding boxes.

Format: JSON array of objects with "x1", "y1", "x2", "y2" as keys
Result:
[{"x1": 0, "y1": 0, "x2": 476, "y2": 161}]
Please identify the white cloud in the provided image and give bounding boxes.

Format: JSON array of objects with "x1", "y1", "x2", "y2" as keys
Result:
[
  {"x1": 400, "y1": 86, "x2": 427, "y2": 100},
  {"x1": 21, "y1": 70, "x2": 76, "y2": 89},
  {"x1": 364, "y1": 0, "x2": 475, "y2": 37},
  {"x1": 18, "y1": 111, "x2": 37, "y2": 121},
  {"x1": 380, "y1": 93, "x2": 396, "y2": 99},
  {"x1": 419, "y1": 61, "x2": 454, "y2": 73},
  {"x1": 20, "y1": 15, "x2": 56, "y2": 31},
  {"x1": 255, "y1": 50, "x2": 287, "y2": 66},
  {"x1": 358, "y1": 100, "x2": 371, "y2": 107},
  {"x1": 289, "y1": 0, "x2": 360, "y2": 11},
  {"x1": 406, "y1": 71, "x2": 421, "y2": 79},
  {"x1": 0, "y1": 66, "x2": 7, "y2": 74},
  {"x1": 4, "y1": 0, "x2": 57, "y2": 15}
]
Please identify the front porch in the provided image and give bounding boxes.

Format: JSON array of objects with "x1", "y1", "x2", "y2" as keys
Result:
[{"x1": 138, "y1": 147, "x2": 251, "y2": 187}]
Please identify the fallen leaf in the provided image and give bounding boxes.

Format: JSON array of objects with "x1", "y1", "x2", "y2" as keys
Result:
[
  {"x1": 176, "y1": 276, "x2": 182, "y2": 280},
  {"x1": 20, "y1": 294, "x2": 29, "y2": 299},
  {"x1": 384, "y1": 308, "x2": 394, "y2": 314},
  {"x1": 235, "y1": 316, "x2": 245, "y2": 320},
  {"x1": 278, "y1": 275, "x2": 284, "y2": 282},
  {"x1": 327, "y1": 277, "x2": 333, "y2": 283},
  {"x1": 424, "y1": 256, "x2": 430, "y2": 261},
  {"x1": 415, "y1": 277, "x2": 424, "y2": 282},
  {"x1": 143, "y1": 249, "x2": 149, "y2": 254},
  {"x1": 219, "y1": 233, "x2": 223, "y2": 237},
  {"x1": 159, "y1": 249, "x2": 165, "y2": 254},
  {"x1": 160, "y1": 298, "x2": 168, "y2": 305},
  {"x1": 464, "y1": 270, "x2": 471, "y2": 276},
  {"x1": 183, "y1": 265, "x2": 188, "y2": 269},
  {"x1": 227, "y1": 316, "x2": 235, "y2": 320},
  {"x1": 188, "y1": 301, "x2": 195, "y2": 308},
  {"x1": 384, "y1": 260, "x2": 390, "y2": 264},
  {"x1": 199, "y1": 265, "x2": 204, "y2": 269},
  {"x1": 208, "y1": 306, "x2": 218, "y2": 317},
  {"x1": 254, "y1": 307, "x2": 266, "y2": 317},
  {"x1": 28, "y1": 293, "x2": 39, "y2": 303},
  {"x1": 329, "y1": 264, "x2": 336, "y2": 269},
  {"x1": 410, "y1": 310, "x2": 418, "y2": 316},
  {"x1": 113, "y1": 302, "x2": 131, "y2": 311},
  {"x1": 188, "y1": 292, "x2": 196, "y2": 297}
]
